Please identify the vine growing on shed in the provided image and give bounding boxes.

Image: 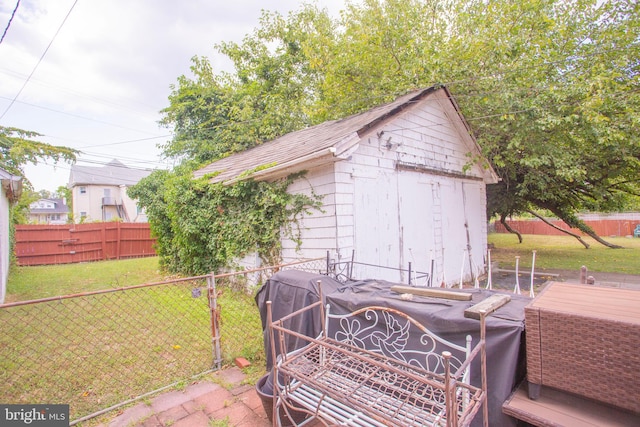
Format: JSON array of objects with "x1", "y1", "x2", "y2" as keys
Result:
[{"x1": 130, "y1": 170, "x2": 322, "y2": 275}]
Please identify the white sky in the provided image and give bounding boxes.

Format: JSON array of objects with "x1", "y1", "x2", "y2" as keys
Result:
[{"x1": 0, "y1": 0, "x2": 347, "y2": 192}]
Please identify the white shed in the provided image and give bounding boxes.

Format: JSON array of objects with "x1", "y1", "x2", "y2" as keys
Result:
[{"x1": 195, "y1": 86, "x2": 499, "y2": 286}]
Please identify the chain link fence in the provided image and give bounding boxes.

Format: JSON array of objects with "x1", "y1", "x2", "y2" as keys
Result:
[
  {"x1": 0, "y1": 258, "x2": 326, "y2": 423},
  {"x1": 212, "y1": 258, "x2": 327, "y2": 369}
]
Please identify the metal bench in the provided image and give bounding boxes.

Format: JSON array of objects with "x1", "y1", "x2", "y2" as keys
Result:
[{"x1": 266, "y1": 283, "x2": 488, "y2": 427}]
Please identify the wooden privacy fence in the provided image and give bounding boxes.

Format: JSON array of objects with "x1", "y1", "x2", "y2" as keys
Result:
[
  {"x1": 493, "y1": 218, "x2": 640, "y2": 237},
  {"x1": 15, "y1": 223, "x2": 156, "y2": 266}
]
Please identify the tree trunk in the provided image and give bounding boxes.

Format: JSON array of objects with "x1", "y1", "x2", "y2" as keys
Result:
[
  {"x1": 526, "y1": 209, "x2": 590, "y2": 249},
  {"x1": 578, "y1": 226, "x2": 624, "y2": 249},
  {"x1": 500, "y1": 214, "x2": 522, "y2": 243},
  {"x1": 541, "y1": 206, "x2": 625, "y2": 249}
]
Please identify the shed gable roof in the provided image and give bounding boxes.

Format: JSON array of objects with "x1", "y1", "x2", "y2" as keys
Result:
[{"x1": 194, "y1": 86, "x2": 497, "y2": 184}]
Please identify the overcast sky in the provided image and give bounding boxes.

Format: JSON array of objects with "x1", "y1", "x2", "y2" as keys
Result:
[{"x1": 0, "y1": 0, "x2": 347, "y2": 193}]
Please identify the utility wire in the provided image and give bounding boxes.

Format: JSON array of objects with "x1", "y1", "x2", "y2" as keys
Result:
[
  {"x1": 0, "y1": 66, "x2": 160, "y2": 115},
  {"x1": 0, "y1": 95, "x2": 162, "y2": 136},
  {"x1": 0, "y1": 0, "x2": 79, "y2": 121},
  {"x1": 0, "y1": 0, "x2": 20, "y2": 44}
]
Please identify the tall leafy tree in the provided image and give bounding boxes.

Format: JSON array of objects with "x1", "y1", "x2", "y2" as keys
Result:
[
  {"x1": 156, "y1": 0, "x2": 639, "y2": 249},
  {"x1": 0, "y1": 126, "x2": 78, "y2": 181},
  {"x1": 1, "y1": 126, "x2": 78, "y2": 225}
]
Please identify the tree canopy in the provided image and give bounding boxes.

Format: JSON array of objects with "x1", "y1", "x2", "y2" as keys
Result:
[
  {"x1": 0, "y1": 126, "x2": 78, "y2": 186},
  {"x1": 1, "y1": 126, "x2": 78, "y2": 225},
  {"x1": 151, "y1": 0, "x2": 639, "y2": 257}
]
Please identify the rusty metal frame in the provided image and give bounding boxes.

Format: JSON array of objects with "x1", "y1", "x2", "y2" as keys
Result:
[{"x1": 266, "y1": 282, "x2": 488, "y2": 427}]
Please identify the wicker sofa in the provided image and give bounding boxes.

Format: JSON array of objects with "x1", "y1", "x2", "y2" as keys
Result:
[{"x1": 525, "y1": 282, "x2": 640, "y2": 414}]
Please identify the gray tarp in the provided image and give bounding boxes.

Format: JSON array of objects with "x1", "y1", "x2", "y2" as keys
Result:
[
  {"x1": 257, "y1": 272, "x2": 528, "y2": 427},
  {"x1": 326, "y1": 279, "x2": 529, "y2": 427},
  {"x1": 255, "y1": 270, "x2": 343, "y2": 370}
]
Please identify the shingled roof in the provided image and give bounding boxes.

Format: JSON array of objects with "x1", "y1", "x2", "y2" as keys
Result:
[
  {"x1": 194, "y1": 86, "x2": 476, "y2": 184},
  {"x1": 69, "y1": 159, "x2": 152, "y2": 187}
]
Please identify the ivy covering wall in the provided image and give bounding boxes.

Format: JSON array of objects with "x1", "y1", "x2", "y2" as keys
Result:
[{"x1": 129, "y1": 170, "x2": 321, "y2": 275}]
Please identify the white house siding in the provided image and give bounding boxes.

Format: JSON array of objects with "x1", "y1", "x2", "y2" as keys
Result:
[
  {"x1": 0, "y1": 188, "x2": 9, "y2": 303},
  {"x1": 73, "y1": 184, "x2": 142, "y2": 223}
]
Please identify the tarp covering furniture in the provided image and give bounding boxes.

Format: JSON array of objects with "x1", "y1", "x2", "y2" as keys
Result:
[
  {"x1": 325, "y1": 280, "x2": 528, "y2": 427},
  {"x1": 255, "y1": 270, "x2": 343, "y2": 370}
]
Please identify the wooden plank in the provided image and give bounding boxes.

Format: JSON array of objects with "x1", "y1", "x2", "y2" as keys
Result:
[
  {"x1": 464, "y1": 294, "x2": 511, "y2": 319},
  {"x1": 390, "y1": 285, "x2": 472, "y2": 301},
  {"x1": 503, "y1": 382, "x2": 640, "y2": 427}
]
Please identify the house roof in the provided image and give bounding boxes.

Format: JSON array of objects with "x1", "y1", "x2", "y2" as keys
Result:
[
  {"x1": 29, "y1": 198, "x2": 69, "y2": 214},
  {"x1": 194, "y1": 86, "x2": 497, "y2": 184},
  {"x1": 69, "y1": 159, "x2": 153, "y2": 187}
]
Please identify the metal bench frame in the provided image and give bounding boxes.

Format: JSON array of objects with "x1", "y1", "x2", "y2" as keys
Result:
[{"x1": 266, "y1": 283, "x2": 488, "y2": 427}]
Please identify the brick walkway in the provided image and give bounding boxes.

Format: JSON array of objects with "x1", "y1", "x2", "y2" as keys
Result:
[{"x1": 100, "y1": 367, "x2": 270, "y2": 427}]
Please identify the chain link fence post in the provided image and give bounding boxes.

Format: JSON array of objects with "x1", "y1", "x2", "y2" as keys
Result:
[{"x1": 207, "y1": 272, "x2": 222, "y2": 370}]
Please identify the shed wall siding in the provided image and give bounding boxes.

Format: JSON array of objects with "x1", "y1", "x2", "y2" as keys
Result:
[
  {"x1": 281, "y1": 164, "x2": 338, "y2": 263},
  {"x1": 342, "y1": 98, "x2": 489, "y2": 285},
  {"x1": 240, "y1": 91, "x2": 490, "y2": 285}
]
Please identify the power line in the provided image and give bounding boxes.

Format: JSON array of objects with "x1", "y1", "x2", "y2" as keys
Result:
[
  {"x1": 0, "y1": 0, "x2": 20, "y2": 44},
  {"x1": 0, "y1": 0, "x2": 79, "y2": 121},
  {"x1": 0, "y1": 66, "x2": 161, "y2": 117},
  {"x1": 0, "y1": 95, "x2": 163, "y2": 136},
  {"x1": 78, "y1": 135, "x2": 171, "y2": 149}
]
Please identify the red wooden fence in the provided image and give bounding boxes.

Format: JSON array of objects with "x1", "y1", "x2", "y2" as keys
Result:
[
  {"x1": 493, "y1": 219, "x2": 640, "y2": 237},
  {"x1": 15, "y1": 223, "x2": 156, "y2": 266}
]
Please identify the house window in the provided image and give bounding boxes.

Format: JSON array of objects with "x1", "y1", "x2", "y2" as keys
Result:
[{"x1": 79, "y1": 187, "x2": 87, "y2": 194}]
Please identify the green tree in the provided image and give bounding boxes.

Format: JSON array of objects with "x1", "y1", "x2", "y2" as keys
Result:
[
  {"x1": 0, "y1": 126, "x2": 78, "y2": 183},
  {"x1": 1, "y1": 126, "x2": 78, "y2": 225},
  {"x1": 128, "y1": 169, "x2": 321, "y2": 274},
  {"x1": 159, "y1": 5, "x2": 336, "y2": 166},
  {"x1": 54, "y1": 185, "x2": 73, "y2": 223},
  {"x1": 157, "y1": 0, "x2": 639, "y2": 249}
]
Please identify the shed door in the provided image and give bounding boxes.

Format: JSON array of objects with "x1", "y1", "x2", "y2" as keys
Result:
[
  {"x1": 353, "y1": 173, "x2": 400, "y2": 280},
  {"x1": 397, "y1": 172, "x2": 435, "y2": 285}
]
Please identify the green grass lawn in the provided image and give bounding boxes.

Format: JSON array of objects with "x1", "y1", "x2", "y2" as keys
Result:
[
  {"x1": 2, "y1": 257, "x2": 264, "y2": 422},
  {"x1": 5, "y1": 256, "x2": 168, "y2": 302},
  {"x1": 488, "y1": 233, "x2": 640, "y2": 275}
]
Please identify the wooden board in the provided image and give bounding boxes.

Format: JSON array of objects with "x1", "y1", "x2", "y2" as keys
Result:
[
  {"x1": 390, "y1": 285, "x2": 473, "y2": 301},
  {"x1": 503, "y1": 382, "x2": 640, "y2": 427},
  {"x1": 464, "y1": 294, "x2": 511, "y2": 319}
]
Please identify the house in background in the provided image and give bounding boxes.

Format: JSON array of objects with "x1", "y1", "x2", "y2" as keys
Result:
[
  {"x1": 195, "y1": 86, "x2": 499, "y2": 286},
  {"x1": 69, "y1": 159, "x2": 152, "y2": 223},
  {"x1": 28, "y1": 198, "x2": 69, "y2": 224},
  {"x1": 0, "y1": 168, "x2": 22, "y2": 303}
]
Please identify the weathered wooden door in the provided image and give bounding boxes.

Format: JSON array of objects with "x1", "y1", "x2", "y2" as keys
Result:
[
  {"x1": 352, "y1": 172, "x2": 400, "y2": 281},
  {"x1": 397, "y1": 172, "x2": 436, "y2": 285}
]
